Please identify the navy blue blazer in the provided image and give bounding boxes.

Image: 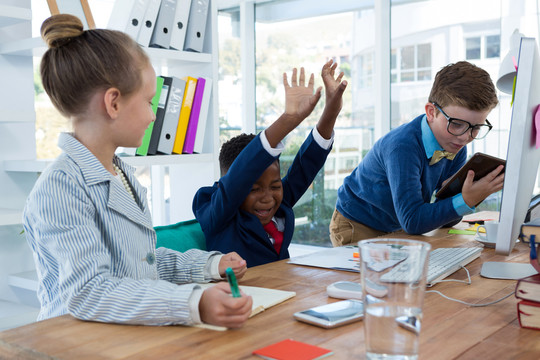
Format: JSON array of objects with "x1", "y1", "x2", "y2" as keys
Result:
[{"x1": 193, "y1": 131, "x2": 331, "y2": 267}]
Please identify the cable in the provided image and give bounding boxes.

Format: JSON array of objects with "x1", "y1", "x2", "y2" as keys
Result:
[
  {"x1": 425, "y1": 265, "x2": 516, "y2": 307},
  {"x1": 427, "y1": 265, "x2": 472, "y2": 286},
  {"x1": 426, "y1": 289, "x2": 514, "y2": 307}
]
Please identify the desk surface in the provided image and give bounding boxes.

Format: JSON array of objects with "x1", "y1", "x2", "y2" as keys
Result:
[{"x1": 1, "y1": 214, "x2": 539, "y2": 360}]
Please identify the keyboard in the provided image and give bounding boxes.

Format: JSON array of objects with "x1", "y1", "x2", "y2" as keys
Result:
[{"x1": 380, "y1": 247, "x2": 483, "y2": 285}]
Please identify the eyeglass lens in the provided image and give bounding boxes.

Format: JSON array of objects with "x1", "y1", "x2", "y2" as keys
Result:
[{"x1": 447, "y1": 119, "x2": 490, "y2": 138}]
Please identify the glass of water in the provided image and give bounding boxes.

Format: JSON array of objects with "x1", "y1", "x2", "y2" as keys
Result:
[{"x1": 359, "y1": 239, "x2": 431, "y2": 360}]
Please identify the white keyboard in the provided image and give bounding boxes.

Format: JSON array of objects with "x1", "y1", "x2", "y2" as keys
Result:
[{"x1": 380, "y1": 247, "x2": 483, "y2": 285}]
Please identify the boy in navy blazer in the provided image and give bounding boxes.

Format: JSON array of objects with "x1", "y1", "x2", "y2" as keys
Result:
[{"x1": 193, "y1": 60, "x2": 347, "y2": 267}]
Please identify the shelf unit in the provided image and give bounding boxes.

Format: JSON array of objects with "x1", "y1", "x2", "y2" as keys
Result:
[
  {"x1": 0, "y1": 0, "x2": 36, "y2": 227},
  {"x1": 0, "y1": 0, "x2": 220, "y2": 329},
  {"x1": 0, "y1": 3, "x2": 31, "y2": 27},
  {"x1": 0, "y1": 0, "x2": 220, "y2": 227}
]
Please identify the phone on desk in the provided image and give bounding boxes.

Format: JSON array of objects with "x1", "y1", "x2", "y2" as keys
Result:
[
  {"x1": 293, "y1": 300, "x2": 364, "y2": 328},
  {"x1": 435, "y1": 152, "x2": 506, "y2": 200}
]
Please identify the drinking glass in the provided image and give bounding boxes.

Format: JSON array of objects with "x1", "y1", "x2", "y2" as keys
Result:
[{"x1": 359, "y1": 239, "x2": 431, "y2": 360}]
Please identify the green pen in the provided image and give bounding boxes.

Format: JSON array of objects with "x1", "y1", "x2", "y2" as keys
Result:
[{"x1": 225, "y1": 267, "x2": 241, "y2": 298}]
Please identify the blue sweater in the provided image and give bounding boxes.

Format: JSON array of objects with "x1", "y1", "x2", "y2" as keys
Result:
[
  {"x1": 336, "y1": 115, "x2": 466, "y2": 234},
  {"x1": 193, "y1": 131, "x2": 331, "y2": 267}
]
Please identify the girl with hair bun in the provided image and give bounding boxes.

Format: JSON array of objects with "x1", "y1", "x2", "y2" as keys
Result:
[{"x1": 23, "y1": 14, "x2": 252, "y2": 328}]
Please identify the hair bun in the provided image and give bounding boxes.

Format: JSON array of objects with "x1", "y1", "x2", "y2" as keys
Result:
[{"x1": 41, "y1": 14, "x2": 84, "y2": 49}]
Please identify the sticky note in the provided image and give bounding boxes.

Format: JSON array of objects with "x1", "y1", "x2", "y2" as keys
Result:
[
  {"x1": 535, "y1": 105, "x2": 540, "y2": 149},
  {"x1": 448, "y1": 229, "x2": 477, "y2": 235}
]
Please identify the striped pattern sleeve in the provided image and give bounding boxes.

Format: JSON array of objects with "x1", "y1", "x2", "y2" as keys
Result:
[{"x1": 23, "y1": 159, "x2": 211, "y2": 326}]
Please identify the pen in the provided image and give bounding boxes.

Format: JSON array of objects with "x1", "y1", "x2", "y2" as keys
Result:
[{"x1": 225, "y1": 267, "x2": 241, "y2": 298}]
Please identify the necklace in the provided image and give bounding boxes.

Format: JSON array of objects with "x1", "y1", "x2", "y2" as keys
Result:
[{"x1": 112, "y1": 163, "x2": 136, "y2": 201}]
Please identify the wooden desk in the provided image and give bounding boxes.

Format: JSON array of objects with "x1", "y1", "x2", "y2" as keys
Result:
[{"x1": 1, "y1": 219, "x2": 539, "y2": 359}]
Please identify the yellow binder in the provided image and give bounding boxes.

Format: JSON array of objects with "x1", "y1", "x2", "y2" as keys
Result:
[{"x1": 172, "y1": 76, "x2": 198, "y2": 154}]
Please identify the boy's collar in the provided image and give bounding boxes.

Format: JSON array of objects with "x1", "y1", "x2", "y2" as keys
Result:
[{"x1": 421, "y1": 114, "x2": 445, "y2": 159}]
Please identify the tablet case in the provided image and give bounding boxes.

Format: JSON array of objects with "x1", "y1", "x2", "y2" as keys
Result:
[{"x1": 435, "y1": 152, "x2": 506, "y2": 199}]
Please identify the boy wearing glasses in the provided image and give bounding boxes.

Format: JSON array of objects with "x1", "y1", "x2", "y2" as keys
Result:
[{"x1": 330, "y1": 61, "x2": 504, "y2": 246}]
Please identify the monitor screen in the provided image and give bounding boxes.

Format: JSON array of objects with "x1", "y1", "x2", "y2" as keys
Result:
[{"x1": 496, "y1": 37, "x2": 540, "y2": 255}]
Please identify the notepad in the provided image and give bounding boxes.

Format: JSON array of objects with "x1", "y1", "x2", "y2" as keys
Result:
[
  {"x1": 195, "y1": 284, "x2": 296, "y2": 331},
  {"x1": 288, "y1": 245, "x2": 359, "y2": 272},
  {"x1": 253, "y1": 339, "x2": 333, "y2": 360}
]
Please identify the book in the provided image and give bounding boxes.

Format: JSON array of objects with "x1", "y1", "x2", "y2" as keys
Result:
[
  {"x1": 172, "y1": 76, "x2": 198, "y2": 154},
  {"x1": 253, "y1": 339, "x2": 333, "y2": 360},
  {"x1": 515, "y1": 273, "x2": 540, "y2": 302},
  {"x1": 192, "y1": 77, "x2": 212, "y2": 153},
  {"x1": 521, "y1": 218, "x2": 540, "y2": 243},
  {"x1": 137, "y1": 76, "x2": 164, "y2": 156},
  {"x1": 157, "y1": 76, "x2": 186, "y2": 155},
  {"x1": 517, "y1": 299, "x2": 540, "y2": 330},
  {"x1": 169, "y1": 0, "x2": 192, "y2": 50},
  {"x1": 195, "y1": 284, "x2": 296, "y2": 331},
  {"x1": 182, "y1": 77, "x2": 206, "y2": 154},
  {"x1": 147, "y1": 76, "x2": 171, "y2": 155}
]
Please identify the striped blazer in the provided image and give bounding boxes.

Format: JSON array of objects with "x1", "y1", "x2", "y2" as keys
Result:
[{"x1": 23, "y1": 133, "x2": 220, "y2": 325}]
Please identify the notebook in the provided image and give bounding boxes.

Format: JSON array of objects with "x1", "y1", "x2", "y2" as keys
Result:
[
  {"x1": 195, "y1": 284, "x2": 296, "y2": 331},
  {"x1": 253, "y1": 339, "x2": 333, "y2": 360}
]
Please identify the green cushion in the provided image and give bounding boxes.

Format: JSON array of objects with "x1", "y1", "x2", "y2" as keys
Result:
[{"x1": 154, "y1": 219, "x2": 206, "y2": 252}]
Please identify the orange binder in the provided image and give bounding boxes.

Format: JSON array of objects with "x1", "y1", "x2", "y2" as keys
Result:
[{"x1": 172, "y1": 76, "x2": 198, "y2": 154}]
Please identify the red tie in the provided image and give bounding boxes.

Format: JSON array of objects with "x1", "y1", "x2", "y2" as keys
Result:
[{"x1": 264, "y1": 221, "x2": 283, "y2": 254}]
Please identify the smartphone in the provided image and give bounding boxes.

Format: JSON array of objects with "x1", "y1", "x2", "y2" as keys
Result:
[
  {"x1": 293, "y1": 300, "x2": 364, "y2": 328},
  {"x1": 435, "y1": 152, "x2": 506, "y2": 199}
]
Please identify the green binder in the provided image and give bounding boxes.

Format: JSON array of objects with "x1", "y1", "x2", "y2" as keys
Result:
[{"x1": 136, "y1": 76, "x2": 165, "y2": 156}]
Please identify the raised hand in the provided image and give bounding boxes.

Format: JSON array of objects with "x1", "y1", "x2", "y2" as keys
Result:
[
  {"x1": 322, "y1": 59, "x2": 347, "y2": 117},
  {"x1": 317, "y1": 59, "x2": 348, "y2": 139},
  {"x1": 265, "y1": 67, "x2": 322, "y2": 147},
  {"x1": 283, "y1": 67, "x2": 322, "y2": 126}
]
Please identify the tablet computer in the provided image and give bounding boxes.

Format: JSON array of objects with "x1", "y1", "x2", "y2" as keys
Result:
[{"x1": 435, "y1": 152, "x2": 505, "y2": 199}]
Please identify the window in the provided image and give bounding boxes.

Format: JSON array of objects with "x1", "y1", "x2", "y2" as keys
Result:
[
  {"x1": 32, "y1": 0, "x2": 114, "y2": 159},
  {"x1": 217, "y1": 10, "x2": 243, "y2": 146},
  {"x1": 466, "y1": 37, "x2": 482, "y2": 59},
  {"x1": 217, "y1": 0, "x2": 539, "y2": 247},
  {"x1": 465, "y1": 34, "x2": 500, "y2": 60},
  {"x1": 253, "y1": 11, "x2": 359, "y2": 247},
  {"x1": 390, "y1": 43, "x2": 432, "y2": 84}
]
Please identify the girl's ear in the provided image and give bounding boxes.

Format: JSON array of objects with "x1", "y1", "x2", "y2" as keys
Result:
[
  {"x1": 425, "y1": 102, "x2": 436, "y2": 123},
  {"x1": 103, "y1": 88, "x2": 122, "y2": 119}
]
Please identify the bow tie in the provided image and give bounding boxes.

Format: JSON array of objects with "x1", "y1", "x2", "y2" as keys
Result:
[{"x1": 429, "y1": 150, "x2": 456, "y2": 165}]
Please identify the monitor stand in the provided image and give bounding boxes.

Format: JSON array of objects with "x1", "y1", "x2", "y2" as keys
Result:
[{"x1": 480, "y1": 262, "x2": 538, "y2": 280}]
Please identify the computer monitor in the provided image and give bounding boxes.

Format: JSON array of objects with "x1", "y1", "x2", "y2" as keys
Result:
[{"x1": 480, "y1": 37, "x2": 540, "y2": 279}]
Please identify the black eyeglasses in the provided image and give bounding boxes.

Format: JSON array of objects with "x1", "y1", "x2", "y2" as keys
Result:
[{"x1": 432, "y1": 102, "x2": 492, "y2": 139}]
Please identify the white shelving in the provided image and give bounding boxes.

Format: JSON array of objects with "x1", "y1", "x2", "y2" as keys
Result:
[
  {"x1": 8, "y1": 270, "x2": 38, "y2": 292},
  {"x1": 0, "y1": 4, "x2": 31, "y2": 27},
  {"x1": 0, "y1": 36, "x2": 45, "y2": 56},
  {"x1": 3, "y1": 153, "x2": 214, "y2": 173},
  {"x1": 0, "y1": 0, "x2": 219, "y2": 330},
  {"x1": 0, "y1": 0, "x2": 220, "y2": 227},
  {"x1": 0, "y1": 300, "x2": 39, "y2": 331},
  {"x1": 0, "y1": 208, "x2": 22, "y2": 226}
]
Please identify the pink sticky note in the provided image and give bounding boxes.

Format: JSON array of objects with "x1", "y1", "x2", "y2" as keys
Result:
[{"x1": 535, "y1": 105, "x2": 540, "y2": 149}]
